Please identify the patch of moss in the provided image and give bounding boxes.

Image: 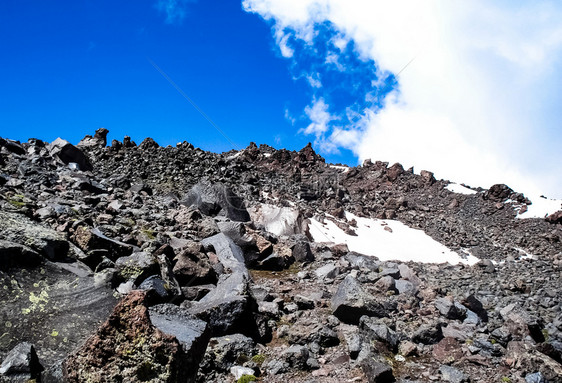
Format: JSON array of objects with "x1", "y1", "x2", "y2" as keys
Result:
[
  {"x1": 501, "y1": 377, "x2": 511, "y2": 383},
  {"x1": 542, "y1": 329, "x2": 550, "y2": 341},
  {"x1": 237, "y1": 375, "x2": 257, "y2": 383},
  {"x1": 140, "y1": 227, "x2": 156, "y2": 240},
  {"x1": 251, "y1": 354, "x2": 266, "y2": 365}
]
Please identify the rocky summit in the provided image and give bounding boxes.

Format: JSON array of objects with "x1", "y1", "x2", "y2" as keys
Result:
[{"x1": 0, "y1": 130, "x2": 561, "y2": 383}]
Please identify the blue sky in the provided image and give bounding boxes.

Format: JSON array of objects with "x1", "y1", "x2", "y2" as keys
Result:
[
  {"x1": 1, "y1": 1, "x2": 561, "y2": 197},
  {"x1": 0, "y1": 0, "x2": 360, "y2": 163}
]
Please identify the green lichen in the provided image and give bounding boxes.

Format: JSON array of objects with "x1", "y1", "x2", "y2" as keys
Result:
[
  {"x1": 140, "y1": 227, "x2": 156, "y2": 240},
  {"x1": 501, "y1": 377, "x2": 511, "y2": 383},
  {"x1": 237, "y1": 375, "x2": 257, "y2": 383},
  {"x1": 542, "y1": 329, "x2": 550, "y2": 341},
  {"x1": 251, "y1": 354, "x2": 266, "y2": 365}
]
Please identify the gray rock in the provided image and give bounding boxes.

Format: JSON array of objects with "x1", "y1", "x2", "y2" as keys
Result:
[
  {"x1": 360, "y1": 316, "x2": 400, "y2": 351},
  {"x1": 149, "y1": 304, "x2": 211, "y2": 382},
  {"x1": 0, "y1": 261, "x2": 116, "y2": 367},
  {"x1": 265, "y1": 359, "x2": 289, "y2": 375},
  {"x1": 412, "y1": 323, "x2": 444, "y2": 345},
  {"x1": 0, "y1": 211, "x2": 69, "y2": 261},
  {"x1": 181, "y1": 180, "x2": 250, "y2": 222},
  {"x1": 346, "y1": 332, "x2": 362, "y2": 359},
  {"x1": 115, "y1": 251, "x2": 159, "y2": 284},
  {"x1": 200, "y1": 333, "x2": 256, "y2": 372},
  {"x1": 395, "y1": 279, "x2": 418, "y2": 295},
  {"x1": 331, "y1": 275, "x2": 388, "y2": 324},
  {"x1": 343, "y1": 252, "x2": 380, "y2": 271},
  {"x1": 48, "y1": 137, "x2": 92, "y2": 171},
  {"x1": 435, "y1": 296, "x2": 467, "y2": 320},
  {"x1": 360, "y1": 358, "x2": 395, "y2": 383},
  {"x1": 439, "y1": 365, "x2": 468, "y2": 383},
  {"x1": 187, "y1": 272, "x2": 251, "y2": 336},
  {"x1": 217, "y1": 221, "x2": 254, "y2": 250},
  {"x1": 0, "y1": 342, "x2": 43, "y2": 381},
  {"x1": 201, "y1": 233, "x2": 247, "y2": 276},
  {"x1": 138, "y1": 275, "x2": 172, "y2": 304},
  {"x1": 292, "y1": 241, "x2": 314, "y2": 263},
  {"x1": 282, "y1": 345, "x2": 309, "y2": 370},
  {"x1": 315, "y1": 262, "x2": 339, "y2": 280}
]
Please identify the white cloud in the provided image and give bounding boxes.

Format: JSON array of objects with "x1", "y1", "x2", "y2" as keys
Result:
[
  {"x1": 302, "y1": 97, "x2": 335, "y2": 137},
  {"x1": 244, "y1": 0, "x2": 562, "y2": 198},
  {"x1": 156, "y1": 0, "x2": 195, "y2": 24}
]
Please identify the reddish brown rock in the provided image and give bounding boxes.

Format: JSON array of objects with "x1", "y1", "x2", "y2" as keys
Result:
[{"x1": 63, "y1": 291, "x2": 188, "y2": 383}]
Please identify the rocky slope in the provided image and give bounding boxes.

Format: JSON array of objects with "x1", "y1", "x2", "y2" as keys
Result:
[{"x1": 0, "y1": 129, "x2": 561, "y2": 383}]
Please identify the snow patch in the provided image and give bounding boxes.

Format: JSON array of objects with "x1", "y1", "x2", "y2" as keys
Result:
[
  {"x1": 516, "y1": 195, "x2": 562, "y2": 219},
  {"x1": 308, "y1": 212, "x2": 480, "y2": 265},
  {"x1": 446, "y1": 183, "x2": 477, "y2": 195},
  {"x1": 329, "y1": 165, "x2": 350, "y2": 173},
  {"x1": 226, "y1": 151, "x2": 242, "y2": 161},
  {"x1": 248, "y1": 203, "x2": 302, "y2": 237}
]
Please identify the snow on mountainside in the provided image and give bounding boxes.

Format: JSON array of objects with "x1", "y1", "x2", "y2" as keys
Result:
[{"x1": 309, "y1": 212, "x2": 480, "y2": 265}]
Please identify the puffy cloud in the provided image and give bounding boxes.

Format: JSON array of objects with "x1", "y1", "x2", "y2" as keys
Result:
[
  {"x1": 303, "y1": 97, "x2": 335, "y2": 136},
  {"x1": 156, "y1": 0, "x2": 196, "y2": 24},
  {"x1": 244, "y1": 0, "x2": 562, "y2": 197}
]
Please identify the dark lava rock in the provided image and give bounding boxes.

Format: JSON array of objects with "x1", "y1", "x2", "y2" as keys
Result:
[
  {"x1": 149, "y1": 304, "x2": 211, "y2": 382},
  {"x1": 359, "y1": 316, "x2": 400, "y2": 351},
  {"x1": 63, "y1": 291, "x2": 188, "y2": 383},
  {"x1": 115, "y1": 251, "x2": 159, "y2": 285},
  {"x1": 546, "y1": 210, "x2": 562, "y2": 224},
  {"x1": 0, "y1": 211, "x2": 69, "y2": 261},
  {"x1": 0, "y1": 261, "x2": 116, "y2": 367},
  {"x1": 181, "y1": 180, "x2": 250, "y2": 222},
  {"x1": 331, "y1": 275, "x2": 388, "y2": 324},
  {"x1": 360, "y1": 357, "x2": 395, "y2": 383},
  {"x1": 485, "y1": 183, "x2": 513, "y2": 202},
  {"x1": 0, "y1": 241, "x2": 42, "y2": 271},
  {"x1": 434, "y1": 296, "x2": 467, "y2": 320},
  {"x1": 0, "y1": 342, "x2": 43, "y2": 382},
  {"x1": 73, "y1": 226, "x2": 135, "y2": 262},
  {"x1": 48, "y1": 137, "x2": 93, "y2": 171},
  {"x1": 292, "y1": 241, "x2": 314, "y2": 263},
  {"x1": 199, "y1": 333, "x2": 256, "y2": 373}
]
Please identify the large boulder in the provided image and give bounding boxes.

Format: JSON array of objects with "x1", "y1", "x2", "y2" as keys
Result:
[
  {"x1": 331, "y1": 275, "x2": 389, "y2": 324},
  {"x1": 63, "y1": 291, "x2": 188, "y2": 383},
  {"x1": 0, "y1": 261, "x2": 116, "y2": 368},
  {"x1": 149, "y1": 304, "x2": 211, "y2": 383},
  {"x1": 484, "y1": 184, "x2": 513, "y2": 202},
  {"x1": 0, "y1": 342, "x2": 43, "y2": 382},
  {"x1": 48, "y1": 137, "x2": 93, "y2": 171},
  {"x1": 77, "y1": 128, "x2": 109, "y2": 148},
  {"x1": 0, "y1": 211, "x2": 69, "y2": 261},
  {"x1": 187, "y1": 233, "x2": 253, "y2": 336},
  {"x1": 181, "y1": 180, "x2": 250, "y2": 222},
  {"x1": 0, "y1": 240, "x2": 42, "y2": 271},
  {"x1": 72, "y1": 226, "x2": 136, "y2": 262}
]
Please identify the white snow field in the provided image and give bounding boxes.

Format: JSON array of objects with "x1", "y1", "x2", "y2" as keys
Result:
[
  {"x1": 445, "y1": 183, "x2": 477, "y2": 195},
  {"x1": 308, "y1": 212, "x2": 480, "y2": 265},
  {"x1": 516, "y1": 195, "x2": 562, "y2": 219}
]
